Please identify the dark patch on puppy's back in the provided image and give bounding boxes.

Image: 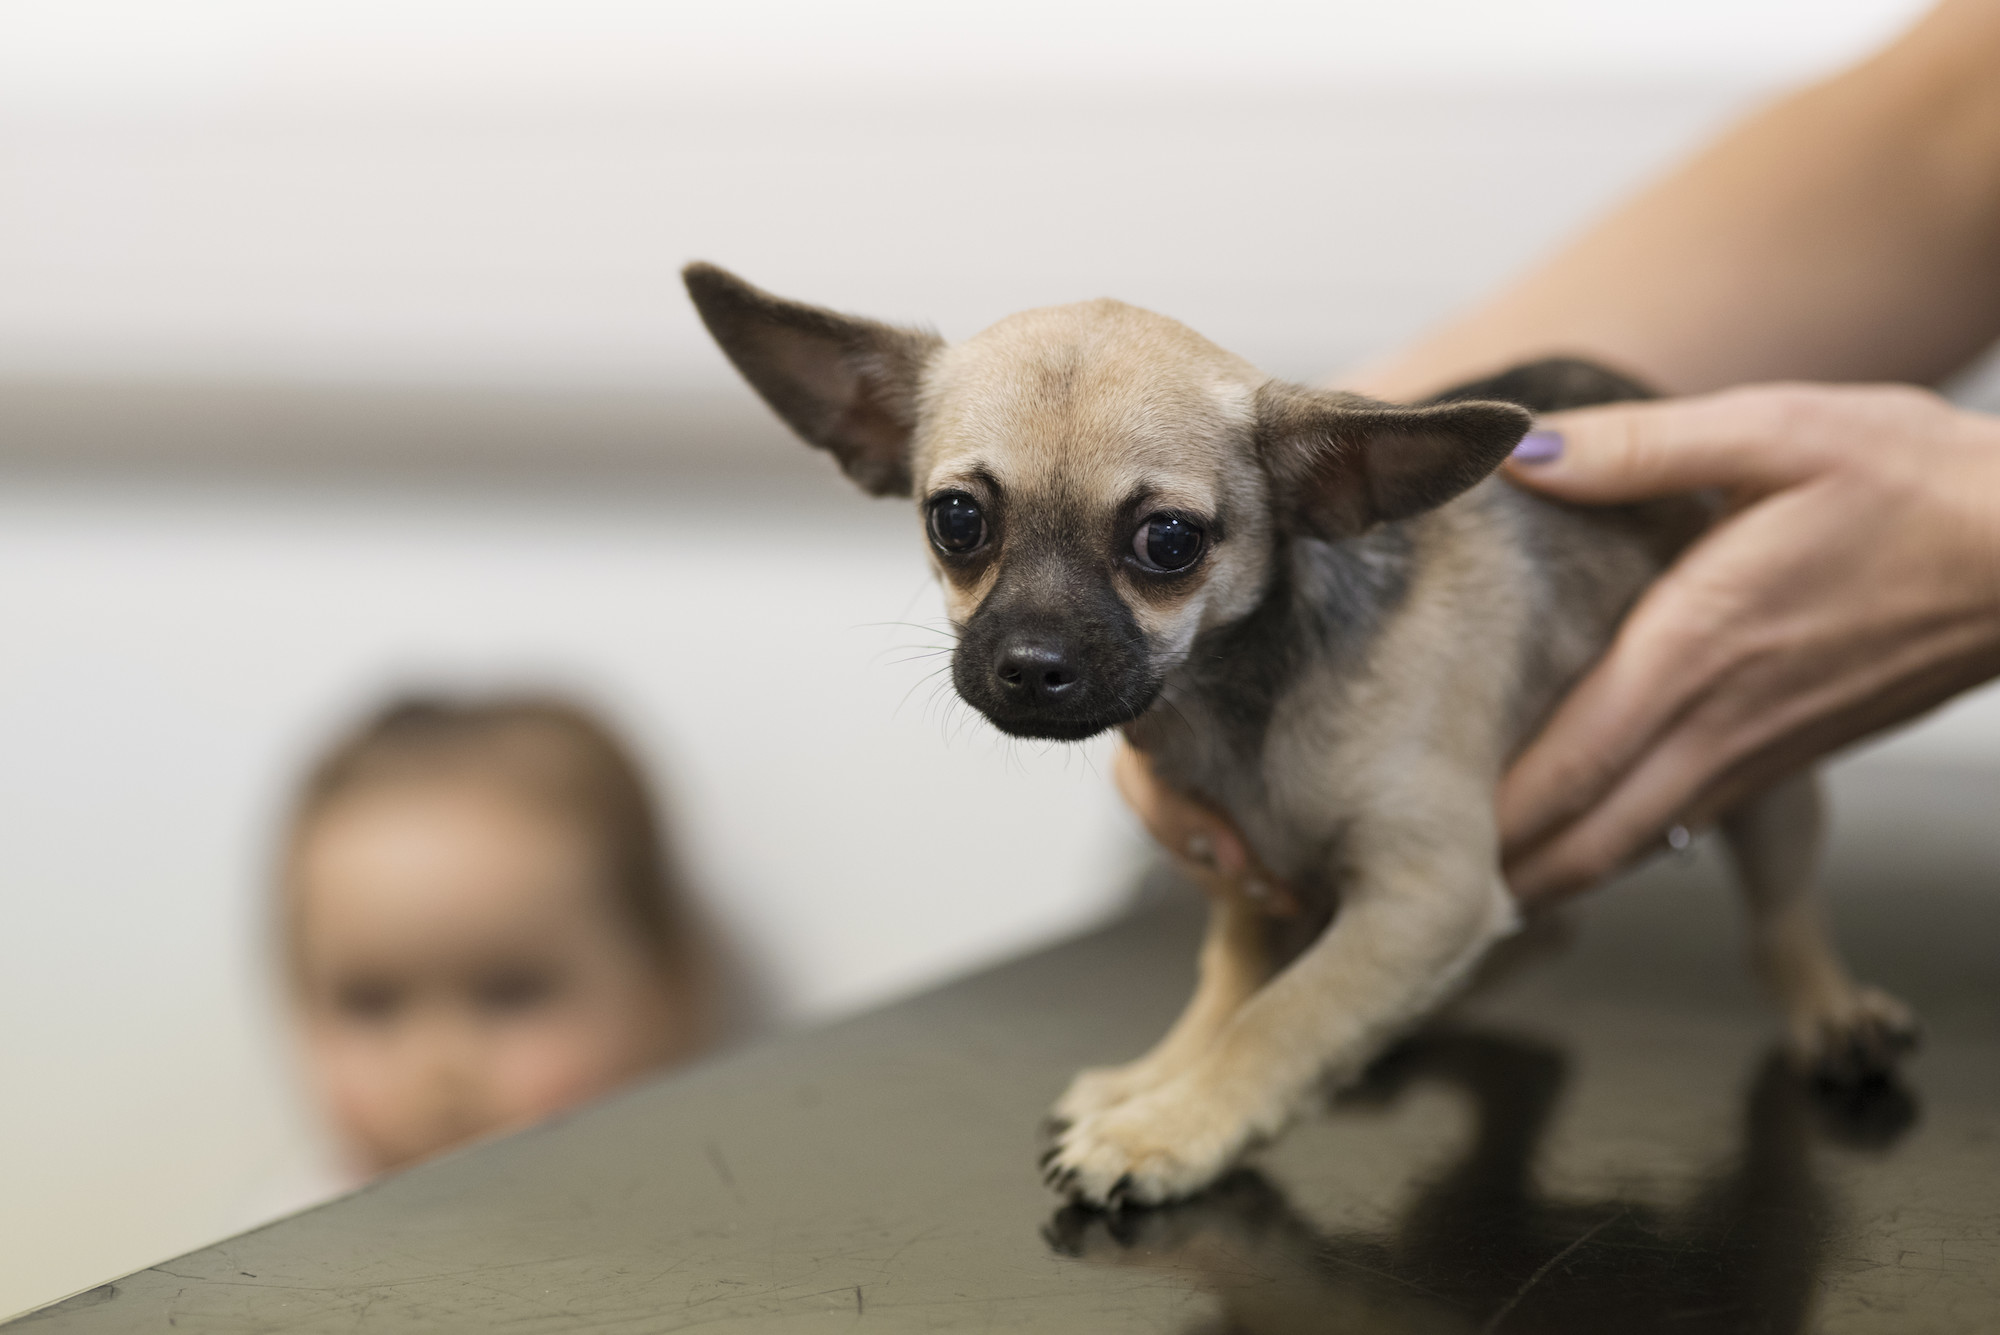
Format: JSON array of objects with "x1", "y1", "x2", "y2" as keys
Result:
[
  {"x1": 1429, "y1": 357, "x2": 1719, "y2": 756},
  {"x1": 1427, "y1": 356, "x2": 1655, "y2": 414},
  {"x1": 1429, "y1": 356, "x2": 1710, "y2": 573}
]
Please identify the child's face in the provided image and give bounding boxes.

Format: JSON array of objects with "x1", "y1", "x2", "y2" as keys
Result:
[{"x1": 291, "y1": 779, "x2": 687, "y2": 1175}]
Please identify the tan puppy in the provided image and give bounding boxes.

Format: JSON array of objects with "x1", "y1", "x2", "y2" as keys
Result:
[{"x1": 684, "y1": 263, "x2": 1918, "y2": 1208}]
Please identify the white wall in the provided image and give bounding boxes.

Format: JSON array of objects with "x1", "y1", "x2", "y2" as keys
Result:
[
  {"x1": 0, "y1": 1, "x2": 1930, "y2": 111},
  {"x1": 0, "y1": 0, "x2": 1933, "y2": 390},
  {"x1": 4, "y1": 0, "x2": 1990, "y2": 1317}
]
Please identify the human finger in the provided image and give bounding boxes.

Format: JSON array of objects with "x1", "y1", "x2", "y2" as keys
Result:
[
  {"x1": 1504, "y1": 715, "x2": 1719, "y2": 901},
  {"x1": 1112, "y1": 741, "x2": 1251, "y2": 877},
  {"x1": 1507, "y1": 602, "x2": 1999, "y2": 900},
  {"x1": 1501, "y1": 387, "x2": 1829, "y2": 504},
  {"x1": 1497, "y1": 567, "x2": 1742, "y2": 858}
]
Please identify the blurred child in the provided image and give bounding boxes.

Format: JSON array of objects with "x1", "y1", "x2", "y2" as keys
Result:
[{"x1": 281, "y1": 695, "x2": 710, "y2": 1178}]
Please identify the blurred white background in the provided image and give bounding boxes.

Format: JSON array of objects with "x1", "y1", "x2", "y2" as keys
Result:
[{"x1": 8, "y1": 0, "x2": 1998, "y2": 1317}]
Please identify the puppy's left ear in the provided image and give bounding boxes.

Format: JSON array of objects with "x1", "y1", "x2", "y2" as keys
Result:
[{"x1": 1255, "y1": 383, "x2": 1533, "y2": 538}]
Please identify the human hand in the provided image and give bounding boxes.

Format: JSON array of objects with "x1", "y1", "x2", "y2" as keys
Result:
[
  {"x1": 1112, "y1": 743, "x2": 1294, "y2": 913},
  {"x1": 1501, "y1": 383, "x2": 2000, "y2": 901}
]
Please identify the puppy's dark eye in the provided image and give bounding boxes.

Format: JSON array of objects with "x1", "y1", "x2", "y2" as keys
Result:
[
  {"x1": 927, "y1": 492, "x2": 986, "y2": 554},
  {"x1": 1134, "y1": 514, "x2": 1205, "y2": 571}
]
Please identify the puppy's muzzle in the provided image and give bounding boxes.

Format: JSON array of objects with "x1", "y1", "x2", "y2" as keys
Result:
[
  {"x1": 952, "y1": 554, "x2": 1158, "y2": 740},
  {"x1": 953, "y1": 617, "x2": 1156, "y2": 741}
]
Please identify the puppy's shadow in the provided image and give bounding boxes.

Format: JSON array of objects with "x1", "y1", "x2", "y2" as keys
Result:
[{"x1": 1045, "y1": 1030, "x2": 1917, "y2": 1334}]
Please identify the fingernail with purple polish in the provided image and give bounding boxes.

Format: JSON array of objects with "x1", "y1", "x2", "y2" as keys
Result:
[{"x1": 1511, "y1": 430, "x2": 1564, "y2": 464}]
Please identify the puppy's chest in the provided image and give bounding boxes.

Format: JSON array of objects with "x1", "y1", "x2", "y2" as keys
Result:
[{"x1": 1136, "y1": 666, "x2": 1364, "y2": 890}]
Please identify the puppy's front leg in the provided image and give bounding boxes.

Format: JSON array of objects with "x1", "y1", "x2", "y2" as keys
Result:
[
  {"x1": 1048, "y1": 822, "x2": 1517, "y2": 1207},
  {"x1": 1050, "y1": 895, "x2": 1273, "y2": 1128}
]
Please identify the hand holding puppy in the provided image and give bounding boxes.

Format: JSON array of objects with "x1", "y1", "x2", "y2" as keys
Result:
[{"x1": 1499, "y1": 383, "x2": 2000, "y2": 899}]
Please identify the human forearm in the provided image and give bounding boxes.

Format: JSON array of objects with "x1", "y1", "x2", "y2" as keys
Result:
[{"x1": 1353, "y1": 0, "x2": 2000, "y2": 401}]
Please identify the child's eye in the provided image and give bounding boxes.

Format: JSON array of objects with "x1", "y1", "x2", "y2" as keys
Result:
[
  {"x1": 334, "y1": 978, "x2": 404, "y2": 1022},
  {"x1": 473, "y1": 968, "x2": 561, "y2": 1015}
]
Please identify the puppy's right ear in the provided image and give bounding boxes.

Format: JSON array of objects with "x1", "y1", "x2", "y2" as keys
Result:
[
  {"x1": 1255, "y1": 382, "x2": 1532, "y2": 538},
  {"x1": 683, "y1": 263, "x2": 942, "y2": 497}
]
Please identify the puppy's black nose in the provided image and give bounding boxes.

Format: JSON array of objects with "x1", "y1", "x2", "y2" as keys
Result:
[{"x1": 994, "y1": 639, "x2": 1079, "y2": 705}]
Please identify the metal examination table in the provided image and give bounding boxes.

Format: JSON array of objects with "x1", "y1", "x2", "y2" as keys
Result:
[{"x1": 13, "y1": 761, "x2": 2000, "y2": 1332}]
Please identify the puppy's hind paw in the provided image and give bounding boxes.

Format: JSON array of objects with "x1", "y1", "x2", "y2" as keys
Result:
[{"x1": 1794, "y1": 985, "x2": 1921, "y2": 1089}]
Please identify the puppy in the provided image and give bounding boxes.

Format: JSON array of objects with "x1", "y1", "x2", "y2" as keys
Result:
[{"x1": 683, "y1": 263, "x2": 1918, "y2": 1207}]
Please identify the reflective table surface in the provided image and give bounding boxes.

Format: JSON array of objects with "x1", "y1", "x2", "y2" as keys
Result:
[{"x1": 14, "y1": 761, "x2": 2000, "y2": 1332}]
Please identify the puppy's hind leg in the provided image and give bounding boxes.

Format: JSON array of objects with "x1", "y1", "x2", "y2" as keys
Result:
[
  {"x1": 1050, "y1": 896, "x2": 1273, "y2": 1130},
  {"x1": 1723, "y1": 772, "x2": 1918, "y2": 1085}
]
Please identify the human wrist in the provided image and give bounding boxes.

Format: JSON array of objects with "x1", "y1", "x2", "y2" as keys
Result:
[{"x1": 1959, "y1": 412, "x2": 2000, "y2": 617}]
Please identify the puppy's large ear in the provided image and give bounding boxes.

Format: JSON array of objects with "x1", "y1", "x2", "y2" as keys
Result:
[
  {"x1": 683, "y1": 262, "x2": 943, "y2": 496},
  {"x1": 1255, "y1": 383, "x2": 1533, "y2": 538}
]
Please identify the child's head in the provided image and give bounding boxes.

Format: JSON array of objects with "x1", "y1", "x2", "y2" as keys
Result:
[{"x1": 282, "y1": 696, "x2": 705, "y2": 1176}]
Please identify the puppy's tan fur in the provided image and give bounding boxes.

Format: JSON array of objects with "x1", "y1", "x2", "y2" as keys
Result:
[
  {"x1": 939, "y1": 330, "x2": 1260, "y2": 653},
  {"x1": 685, "y1": 264, "x2": 1918, "y2": 1207}
]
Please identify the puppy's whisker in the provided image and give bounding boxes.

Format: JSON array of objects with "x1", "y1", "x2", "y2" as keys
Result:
[
  {"x1": 894, "y1": 663, "x2": 958, "y2": 724},
  {"x1": 921, "y1": 679, "x2": 959, "y2": 725},
  {"x1": 872, "y1": 651, "x2": 952, "y2": 671},
  {"x1": 881, "y1": 649, "x2": 954, "y2": 668},
  {"x1": 857, "y1": 618, "x2": 962, "y2": 641},
  {"x1": 947, "y1": 697, "x2": 986, "y2": 749},
  {"x1": 924, "y1": 677, "x2": 976, "y2": 745}
]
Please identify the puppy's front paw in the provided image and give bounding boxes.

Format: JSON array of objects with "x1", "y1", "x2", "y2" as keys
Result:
[
  {"x1": 1042, "y1": 1078, "x2": 1258, "y2": 1208},
  {"x1": 1792, "y1": 984, "x2": 1920, "y2": 1087},
  {"x1": 1049, "y1": 1062, "x2": 1163, "y2": 1131}
]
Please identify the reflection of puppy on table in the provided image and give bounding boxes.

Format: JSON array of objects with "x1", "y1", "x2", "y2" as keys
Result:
[
  {"x1": 687, "y1": 264, "x2": 1917, "y2": 1206},
  {"x1": 1046, "y1": 1029, "x2": 1916, "y2": 1335}
]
